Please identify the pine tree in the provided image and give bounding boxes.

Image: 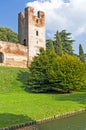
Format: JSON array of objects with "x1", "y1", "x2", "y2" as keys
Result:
[{"x1": 59, "y1": 30, "x2": 74, "y2": 55}]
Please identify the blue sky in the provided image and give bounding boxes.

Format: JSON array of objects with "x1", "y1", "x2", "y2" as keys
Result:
[
  {"x1": 0, "y1": 0, "x2": 86, "y2": 54},
  {"x1": 0, "y1": 0, "x2": 33, "y2": 32}
]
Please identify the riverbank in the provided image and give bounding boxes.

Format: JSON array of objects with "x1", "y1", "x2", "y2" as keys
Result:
[
  {"x1": 36, "y1": 108, "x2": 86, "y2": 124},
  {"x1": 0, "y1": 66, "x2": 86, "y2": 128},
  {"x1": 1, "y1": 108, "x2": 86, "y2": 130},
  {"x1": 0, "y1": 91, "x2": 86, "y2": 128}
]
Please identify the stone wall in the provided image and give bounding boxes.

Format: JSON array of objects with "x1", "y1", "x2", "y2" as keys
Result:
[
  {"x1": 0, "y1": 41, "x2": 27, "y2": 68},
  {"x1": 18, "y1": 6, "x2": 46, "y2": 65},
  {"x1": 0, "y1": 7, "x2": 46, "y2": 68}
]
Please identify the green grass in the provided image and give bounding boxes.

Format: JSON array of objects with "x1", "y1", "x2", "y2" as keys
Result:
[
  {"x1": 0, "y1": 66, "x2": 86, "y2": 128},
  {"x1": 0, "y1": 66, "x2": 29, "y2": 93}
]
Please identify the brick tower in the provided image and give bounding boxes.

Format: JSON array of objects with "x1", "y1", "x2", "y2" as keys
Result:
[{"x1": 18, "y1": 6, "x2": 46, "y2": 66}]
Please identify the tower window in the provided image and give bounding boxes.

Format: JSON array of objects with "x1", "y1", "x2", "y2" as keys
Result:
[
  {"x1": 36, "y1": 31, "x2": 38, "y2": 36},
  {"x1": 23, "y1": 39, "x2": 26, "y2": 46},
  {"x1": 0, "y1": 52, "x2": 4, "y2": 63}
]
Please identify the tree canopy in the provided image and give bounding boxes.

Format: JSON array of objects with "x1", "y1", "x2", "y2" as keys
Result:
[
  {"x1": 28, "y1": 29, "x2": 86, "y2": 93},
  {"x1": 28, "y1": 49, "x2": 86, "y2": 93},
  {"x1": 59, "y1": 30, "x2": 74, "y2": 55},
  {"x1": 0, "y1": 26, "x2": 19, "y2": 43},
  {"x1": 47, "y1": 30, "x2": 75, "y2": 56}
]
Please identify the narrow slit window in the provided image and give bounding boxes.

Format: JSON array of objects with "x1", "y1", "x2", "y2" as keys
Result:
[
  {"x1": 36, "y1": 31, "x2": 38, "y2": 36},
  {"x1": 23, "y1": 39, "x2": 26, "y2": 46}
]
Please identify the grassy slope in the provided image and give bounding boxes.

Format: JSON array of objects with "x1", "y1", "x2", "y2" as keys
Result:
[{"x1": 0, "y1": 66, "x2": 86, "y2": 127}]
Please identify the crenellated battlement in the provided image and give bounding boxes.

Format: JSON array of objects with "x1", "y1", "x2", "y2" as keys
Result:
[
  {"x1": 18, "y1": 6, "x2": 46, "y2": 66},
  {"x1": 0, "y1": 6, "x2": 46, "y2": 68}
]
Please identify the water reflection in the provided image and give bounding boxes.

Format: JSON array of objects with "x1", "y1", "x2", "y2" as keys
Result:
[{"x1": 36, "y1": 112, "x2": 86, "y2": 130}]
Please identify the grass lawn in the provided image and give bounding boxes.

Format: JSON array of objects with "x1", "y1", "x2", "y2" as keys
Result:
[{"x1": 0, "y1": 66, "x2": 86, "y2": 128}]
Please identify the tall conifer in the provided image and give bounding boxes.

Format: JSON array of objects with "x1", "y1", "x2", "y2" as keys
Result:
[
  {"x1": 54, "y1": 31, "x2": 62, "y2": 56},
  {"x1": 79, "y1": 44, "x2": 85, "y2": 62}
]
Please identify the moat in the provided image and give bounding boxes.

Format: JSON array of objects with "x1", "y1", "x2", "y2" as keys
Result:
[{"x1": 36, "y1": 111, "x2": 86, "y2": 130}]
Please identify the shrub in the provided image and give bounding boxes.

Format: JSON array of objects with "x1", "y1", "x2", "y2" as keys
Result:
[{"x1": 28, "y1": 51, "x2": 86, "y2": 93}]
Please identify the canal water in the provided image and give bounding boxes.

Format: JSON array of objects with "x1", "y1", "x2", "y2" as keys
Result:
[{"x1": 35, "y1": 112, "x2": 86, "y2": 130}]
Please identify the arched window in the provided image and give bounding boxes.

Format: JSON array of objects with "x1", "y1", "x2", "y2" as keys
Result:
[{"x1": 0, "y1": 52, "x2": 4, "y2": 63}]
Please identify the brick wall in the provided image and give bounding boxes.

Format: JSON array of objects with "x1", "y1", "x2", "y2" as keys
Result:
[{"x1": 0, "y1": 41, "x2": 27, "y2": 68}]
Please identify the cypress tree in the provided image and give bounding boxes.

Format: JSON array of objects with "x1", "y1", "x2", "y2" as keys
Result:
[
  {"x1": 79, "y1": 44, "x2": 85, "y2": 62},
  {"x1": 54, "y1": 31, "x2": 62, "y2": 56},
  {"x1": 46, "y1": 40, "x2": 54, "y2": 52}
]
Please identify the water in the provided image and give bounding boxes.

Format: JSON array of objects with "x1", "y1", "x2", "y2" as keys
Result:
[{"x1": 35, "y1": 112, "x2": 86, "y2": 130}]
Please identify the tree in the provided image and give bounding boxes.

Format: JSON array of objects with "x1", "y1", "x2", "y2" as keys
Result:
[
  {"x1": 85, "y1": 53, "x2": 86, "y2": 61},
  {"x1": 0, "y1": 26, "x2": 19, "y2": 43},
  {"x1": 54, "y1": 31, "x2": 62, "y2": 56},
  {"x1": 79, "y1": 44, "x2": 85, "y2": 62},
  {"x1": 28, "y1": 48, "x2": 58, "y2": 93},
  {"x1": 46, "y1": 39, "x2": 54, "y2": 52},
  {"x1": 59, "y1": 30, "x2": 74, "y2": 55},
  {"x1": 46, "y1": 30, "x2": 75, "y2": 56},
  {"x1": 28, "y1": 50, "x2": 86, "y2": 93},
  {"x1": 57, "y1": 55, "x2": 86, "y2": 92}
]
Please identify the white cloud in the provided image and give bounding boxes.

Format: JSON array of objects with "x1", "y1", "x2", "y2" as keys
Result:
[
  {"x1": 26, "y1": 0, "x2": 86, "y2": 53},
  {"x1": 75, "y1": 26, "x2": 86, "y2": 36}
]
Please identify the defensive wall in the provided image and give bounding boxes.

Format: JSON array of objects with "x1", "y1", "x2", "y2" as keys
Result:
[
  {"x1": 0, "y1": 6, "x2": 46, "y2": 68},
  {"x1": 0, "y1": 41, "x2": 27, "y2": 68}
]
